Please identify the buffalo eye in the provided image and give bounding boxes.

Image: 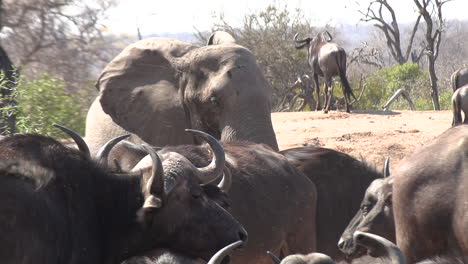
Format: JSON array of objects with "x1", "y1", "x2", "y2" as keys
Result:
[
  {"x1": 209, "y1": 96, "x2": 220, "y2": 107},
  {"x1": 192, "y1": 189, "x2": 202, "y2": 199}
]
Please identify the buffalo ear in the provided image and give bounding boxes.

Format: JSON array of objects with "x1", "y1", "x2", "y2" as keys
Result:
[{"x1": 97, "y1": 38, "x2": 196, "y2": 146}]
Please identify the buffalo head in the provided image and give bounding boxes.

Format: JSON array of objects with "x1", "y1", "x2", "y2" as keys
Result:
[
  {"x1": 338, "y1": 159, "x2": 395, "y2": 259},
  {"x1": 132, "y1": 129, "x2": 247, "y2": 261}
]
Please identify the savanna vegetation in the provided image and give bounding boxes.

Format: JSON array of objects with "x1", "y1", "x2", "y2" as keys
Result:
[{"x1": 1, "y1": 0, "x2": 467, "y2": 135}]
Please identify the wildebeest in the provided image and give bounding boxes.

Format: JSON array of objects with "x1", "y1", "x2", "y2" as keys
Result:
[
  {"x1": 123, "y1": 240, "x2": 243, "y2": 264},
  {"x1": 338, "y1": 161, "x2": 395, "y2": 260},
  {"x1": 114, "y1": 137, "x2": 317, "y2": 264},
  {"x1": 392, "y1": 125, "x2": 468, "y2": 263},
  {"x1": 452, "y1": 84, "x2": 468, "y2": 126},
  {"x1": 0, "y1": 128, "x2": 246, "y2": 263},
  {"x1": 294, "y1": 32, "x2": 356, "y2": 113},
  {"x1": 451, "y1": 67, "x2": 468, "y2": 91},
  {"x1": 280, "y1": 146, "x2": 383, "y2": 261}
]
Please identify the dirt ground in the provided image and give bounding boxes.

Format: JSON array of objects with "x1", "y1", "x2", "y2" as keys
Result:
[{"x1": 272, "y1": 110, "x2": 453, "y2": 171}]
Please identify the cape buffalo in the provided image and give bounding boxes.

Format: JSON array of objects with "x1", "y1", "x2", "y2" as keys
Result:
[
  {"x1": 293, "y1": 32, "x2": 356, "y2": 113},
  {"x1": 112, "y1": 137, "x2": 317, "y2": 264},
  {"x1": 338, "y1": 162, "x2": 394, "y2": 260},
  {"x1": 0, "y1": 129, "x2": 246, "y2": 264},
  {"x1": 452, "y1": 84, "x2": 468, "y2": 126},
  {"x1": 451, "y1": 67, "x2": 468, "y2": 92},
  {"x1": 280, "y1": 146, "x2": 383, "y2": 261},
  {"x1": 392, "y1": 125, "x2": 468, "y2": 263}
]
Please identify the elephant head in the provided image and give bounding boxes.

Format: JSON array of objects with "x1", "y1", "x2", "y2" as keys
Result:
[{"x1": 92, "y1": 31, "x2": 278, "y2": 151}]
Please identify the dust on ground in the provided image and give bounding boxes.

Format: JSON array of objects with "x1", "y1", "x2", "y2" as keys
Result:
[{"x1": 272, "y1": 110, "x2": 452, "y2": 171}]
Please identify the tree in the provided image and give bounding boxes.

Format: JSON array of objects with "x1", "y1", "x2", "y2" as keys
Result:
[
  {"x1": 358, "y1": 0, "x2": 424, "y2": 65},
  {"x1": 414, "y1": 0, "x2": 451, "y2": 110},
  {"x1": 358, "y1": 0, "x2": 452, "y2": 110},
  {"x1": 0, "y1": 0, "x2": 18, "y2": 134},
  {"x1": 0, "y1": 0, "x2": 122, "y2": 133},
  {"x1": 195, "y1": 5, "x2": 321, "y2": 110}
]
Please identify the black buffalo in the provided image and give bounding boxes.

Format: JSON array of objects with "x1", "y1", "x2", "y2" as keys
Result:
[
  {"x1": 110, "y1": 137, "x2": 317, "y2": 264},
  {"x1": 0, "y1": 129, "x2": 246, "y2": 264},
  {"x1": 280, "y1": 146, "x2": 384, "y2": 261},
  {"x1": 392, "y1": 125, "x2": 468, "y2": 262}
]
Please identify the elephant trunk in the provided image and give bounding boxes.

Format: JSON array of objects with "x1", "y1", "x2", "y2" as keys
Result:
[{"x1": 220, "y1": 108, "x2": 279, "y2": 151}]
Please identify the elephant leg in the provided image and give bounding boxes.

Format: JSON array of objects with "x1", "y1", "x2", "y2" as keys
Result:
[{"x1": 313, "y1": 74, "x2": 321, "y2": 111}]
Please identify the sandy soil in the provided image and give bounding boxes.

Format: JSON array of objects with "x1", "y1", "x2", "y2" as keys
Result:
[{"x1": 272, "y1": 110, "x2": 453, "y2": 171}]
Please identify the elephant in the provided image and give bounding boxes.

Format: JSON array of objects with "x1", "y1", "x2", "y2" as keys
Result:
[{"x1": 85, "y1": 31, "x2": 278, "y2": 154}]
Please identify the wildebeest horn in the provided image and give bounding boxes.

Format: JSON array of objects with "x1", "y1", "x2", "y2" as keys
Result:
[
  {"x1": 142, "y1": 145, "x2": 165, "y2": 202},
  {"x1": 266, "y1": 251, "x2": 281, "y2": 264},
  {"x1": 207, "y1": 240, "x2": 243, "y2": 264},
  {"x1": 185, "y1": 129, "x2": 225, "y2": 184},
  {"x1": 293, "y1": 32, "x2": 308, "y2": 43},
  {"x1": 354, "y1": 231, "x2": 407, "y2": 264},
  {"x1": 322, "y1": 30, "x2": 333, "y2": 42},
  {"x1": 53, "y1": 123, "x2": 90, "y2": 158},
  {"x1": 383, "y1": 157, "x2": 390, "y2": 178},
  {"x1": 95, "y1": 134, "x2": 130, "y2": 166},
  {"x1": 218, "y1": 166, "x2": 232, "y2": 193}
]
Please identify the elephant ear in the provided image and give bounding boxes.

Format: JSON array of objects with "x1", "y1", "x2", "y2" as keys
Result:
[
  {"x1": 97, "y1": 38, "x2": 196, "y2": 146},
  {"x1": 206, "y1": 31, "x2": 236, "y2": 45}
]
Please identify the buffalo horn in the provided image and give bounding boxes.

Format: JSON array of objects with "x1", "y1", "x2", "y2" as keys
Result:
[
  {"x1": 142, "y1": 145, "x2": 165, "y2": 201},
  {"x1": 185, "y1": 129, "x2": 225, "y2": 184},
  {"x1": 95, "y1": 134, "x2": 130, "y2": 166},
  {"x1": 354, "y1": 231, "x2": 407, "y2": 264},
  {"x1": 207, "y1": 240, "x2": 243, "y2": 264},
  {"x1": 383, "y1": 157, "x2": 390, "y2": 178},
  {"x1": 266, "y1": 251, "x2": 281, "y2": 264},
  {"x1": 53, "y1": 123, "x2": 90, "y2": 158},
  {"x1": 218, "y1": 166, "x2": 232, "y2": 193}
]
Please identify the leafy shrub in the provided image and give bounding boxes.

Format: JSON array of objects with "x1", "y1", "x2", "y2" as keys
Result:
[
  {"x1": 1, "y1": 73, "x2": 86, "y2": 137},
  {"x1": 354, "y1": 63, "x2": 432, "y2": 110}
]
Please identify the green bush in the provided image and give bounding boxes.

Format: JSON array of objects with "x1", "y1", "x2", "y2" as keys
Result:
[
  {"x1": 2, "y1": 73, "x2": 86, "y2": 137},
  {"x1": 354, "y1": 63, "x2": 432, "y2": 110}
]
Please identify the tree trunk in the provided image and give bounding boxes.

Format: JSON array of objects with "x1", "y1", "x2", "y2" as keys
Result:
[
  {"x1": 0, "y1": 45, "x2": 17, "y2": 134},
  {"x1": 428, "y1": 55, "x2": 440, "y2": 110}
]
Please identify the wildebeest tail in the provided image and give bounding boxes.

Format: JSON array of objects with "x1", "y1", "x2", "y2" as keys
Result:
[{"x1": 336, "y1": 50, "x2": 356, "y2": 101}]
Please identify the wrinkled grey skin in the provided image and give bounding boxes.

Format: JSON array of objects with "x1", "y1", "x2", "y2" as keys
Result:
[
  {"x1": 85, "y1": 31, "x2": 278, "y2": 155},
  {"x1": 451, "y1": 84, "x2": 468, "y2": 126},
  {"x1": 338, "y1": 177, "x2": 395, "y2": 260},
  {"x1": 451, "y1": 67, "x2": 468, "y2": 92}
]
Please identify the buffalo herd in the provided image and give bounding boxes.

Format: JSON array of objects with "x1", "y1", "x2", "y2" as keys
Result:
[{"x1": 1, "y1": 31, "x2": 467, "y2": 264}]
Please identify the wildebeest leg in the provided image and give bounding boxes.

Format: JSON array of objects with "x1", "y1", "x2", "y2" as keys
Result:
[
  {"x1": 313, "y1": 74, "x2": 321, "y2": 111},
  {"x1": 324, "y1": 77, "x2": 333, "y2": 113}
]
